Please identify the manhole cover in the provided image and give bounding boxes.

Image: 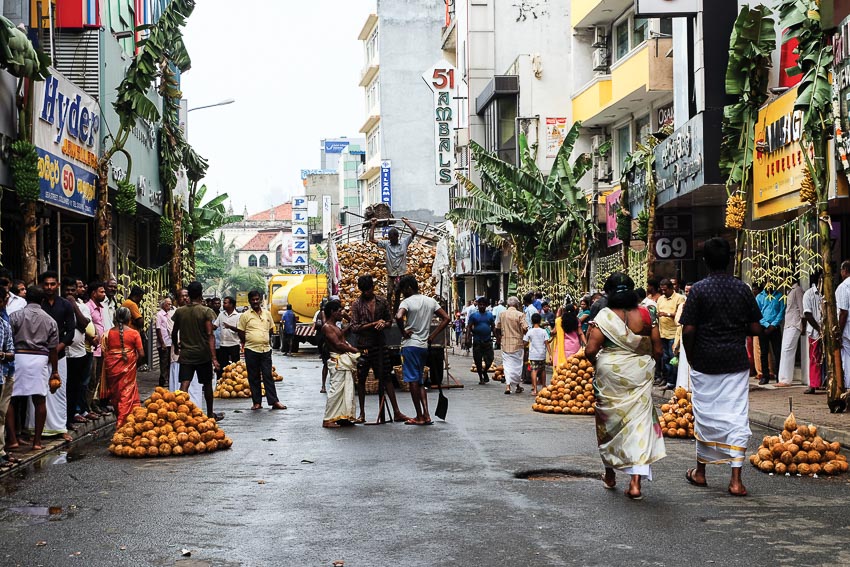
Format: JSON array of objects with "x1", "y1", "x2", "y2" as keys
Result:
[{"x1": 515, "y1": 469, "x2": 595, "y2": 481}]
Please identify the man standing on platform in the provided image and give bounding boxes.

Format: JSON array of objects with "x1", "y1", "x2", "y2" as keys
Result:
[
  {"x1": 681, "y1": 237, "x2": 762, "y2": 497},
  {"x1": 467, "y1": 296, "x2": 495, "y2": 385},
  {"x1": 238, "y1": 290, "x2": 286, "y2": 411},
  {"x1": 369, "y1": 217, "x2": 418, "y2": 311},
  {"x1": 171, "y1": 282, "x2": 221, "y2": 421},
  {"x1": 350, "y1": 275, "x2": 409, "y2": 424}
]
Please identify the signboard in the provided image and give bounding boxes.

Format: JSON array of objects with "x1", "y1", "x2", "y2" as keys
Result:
[
  {"x1": 545, "y1": 117, "x2": 567, "y2": 158},
  {"x1": 656, "y1": 103, "x2": 674, "y2": 127},
  {"x1": 324, "y1": 140, "x2": 350, "y2": 153},
  {"x1": 289, "y1": 197, "x2": 309, "y2": 267},
  {"x1": 652, "y1": 214, "x2": 693, "y2": 260},
  {"x1": 292, "y1": 223, "x2": 309, "y2": 237},
  {"x1": 33, "y1": 68, "x2": 100, "y2": 217},
  {"x1": 307, "y1": 200, "x2": 319, "y2": 218},
  {"x1": 300, "y1": 169, "x2": 336, "y2": 180},
  {"x1": 606, "y1": 188, "x2": 624, "y2": 247},
  {"x1": 322, "y1": 195, "x2": 332, "y2": 236},
  {"x1": 422, "y1": 60, "x2": 456, "y2": 185},
  {"x1": 635, "y1": 0, "x2": 699, "y2": 17},
  {"x1": 292, "y1": 196, "x2": 308, "y2": 210},
  {"x1": 655, "y1": 110, "x2": 723, "y2": 207},
  {"x1": 380, "y1": 160, "x2": 392, "y2": 208}
]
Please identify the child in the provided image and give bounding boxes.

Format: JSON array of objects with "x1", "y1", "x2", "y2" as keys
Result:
[
  {"x1": 453, "y1": 313, "x2": 464, "y2": 346},
  {"x1": 523, "y1": 313, "x2": 549, "y2": 395}
]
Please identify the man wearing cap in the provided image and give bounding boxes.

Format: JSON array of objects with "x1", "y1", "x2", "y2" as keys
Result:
[
  {"x1": 368, "y1": 217, "x2": 418, "y2": 312},
  {"x1": 466, "y1": 297, "x2": 495, "y2": 384},
  {"x1": 123, "y1": 286, "x2": 148, "y2": 365}
]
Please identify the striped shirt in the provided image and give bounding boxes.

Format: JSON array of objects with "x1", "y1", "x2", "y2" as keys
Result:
[{"x1": 496, "y1": 307, "x2": 528, "y2": 354}]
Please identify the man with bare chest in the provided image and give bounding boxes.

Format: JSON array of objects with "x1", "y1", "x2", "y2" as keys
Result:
[{"x1": 322, "y1": 300, "x2": 359, "y2": 428}]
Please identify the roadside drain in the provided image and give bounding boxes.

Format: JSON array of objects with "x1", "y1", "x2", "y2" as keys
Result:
[{"x1": 515, "y1": 469, "x2": 597, "y2": 482}]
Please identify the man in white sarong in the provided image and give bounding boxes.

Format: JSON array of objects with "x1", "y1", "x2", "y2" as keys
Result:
[
  {"x1": 321, "y1": 300, "x2": 359, "y2": 428},
  {"x1": 9, "y1": 286, "x2": 60, "y2": 451},
  {"x1": 680, "y1": 238, "x2": 762, "y2": 497},
  {"x1": 495, "y1": 297, "x2": 528, "y2": 394}
]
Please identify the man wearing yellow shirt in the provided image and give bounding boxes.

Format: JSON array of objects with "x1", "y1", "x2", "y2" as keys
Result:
[
  {"x1": 657, "y1": 278, "x2": 685, "y2": 390},
  {"x1": 237, "y1": 290, "x2": 286, "y2": 411}
]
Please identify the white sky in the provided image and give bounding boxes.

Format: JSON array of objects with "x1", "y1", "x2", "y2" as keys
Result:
[{"x1": 180, "y1": 0, "x2": 374, "y2": 216}]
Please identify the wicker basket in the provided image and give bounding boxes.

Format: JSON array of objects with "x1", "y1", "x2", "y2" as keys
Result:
[
  {"x1": 394, "y1": 365, "x2": 429, "y2": 392},
  {"x1": 364, "y1": 370, "x2": 380, "y2": 395}
]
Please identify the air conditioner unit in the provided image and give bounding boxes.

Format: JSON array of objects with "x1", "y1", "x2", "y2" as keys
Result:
[
  {"x1": 592, "y1": 26, "x2": 607, "y2": 48},
  {"x1": 591, "y1": 134, "x2": 608, "y2": 152},
  {"x1": 597, "y1": 156, "x2": 612, "y2": 182},
  {"x1": 592, "y1": 47, "x2": 609, "y2": 72}
]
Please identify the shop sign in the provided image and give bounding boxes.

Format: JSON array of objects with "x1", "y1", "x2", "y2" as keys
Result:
[
  {"x1": 422, "y1": 60, "x2": 456, "y2": 185},
  {"x1": 288, "y1": 197, "x2": 309, "y2": 267},
  {"x1": 635, "y1": 0, "x2": 699, "y2": 17},
  {"x1": 300, "y1": 169, "x2": 336, "y2": 180},
  {"x1": 752, "y1": 86, "x2": 810, "y2": 219},
  {"x1": 656, "y1": 103, "x2": 674, "y2": 127},
  {"x1": 322, "y1": 195, "x2": 332, "y2": 236},
  {"x1": 606, "y1": 188, "x2": 623, "y2": 247},
  {"x1": 626, "y1": 163, "x2": 648, "y2": 217},
  {"x1": 33, "y1": 68, "x2": 100, "y2": 217},
  {"x1": 655, "y1": 114, "x2": 704, "y2": 205},
  {"x1": 652, "y1": 214, "x2": 693, "y2": 260},
  {"x1": 380, "y1": 160, "x2": 392, "y2": 208},
  {"x1": 324, "y1": 140, "x2": 350, "y2": 153}
]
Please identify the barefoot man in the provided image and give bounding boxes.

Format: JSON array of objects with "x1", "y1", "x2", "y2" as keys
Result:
[
  {"x1": 395, "y1": 275, "x2": 450, "y2": 426},
  {"x1": 321, "y1": 300, "x2": 360, "y2": 428},
  {"x1": 680, "y1": 237, "x2": 762, "y2": 497}
]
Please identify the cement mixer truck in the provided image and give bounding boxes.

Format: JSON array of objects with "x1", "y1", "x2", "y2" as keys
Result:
[{"x1": 268, "y1": 274, "x2": 328, "y2": 352}]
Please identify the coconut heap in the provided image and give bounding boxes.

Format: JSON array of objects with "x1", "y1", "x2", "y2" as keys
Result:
[
  {"x1": 214, "y1": 361, "x2": 282, "y2": 399},
  {"x1": 658, "y1": 387, "x2": 695, "y2": 439},
  {"x1": 335, "y1": 241, "x2": 435, "y2": 307},
  {"x1": 109, "y1": 387, "x2": 233, "y2": 458},
  {"x1": 532, "y1": 351, "x2": 595, "y2": 415},
  {"x1": 750, "y1": 412, "x2": 848, "y2": 477}
]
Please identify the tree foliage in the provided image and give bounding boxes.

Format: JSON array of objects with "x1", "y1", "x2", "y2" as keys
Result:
[
  {"x1": 447, "y1": 122, "x2": 597, "y2": 275},
  {"x1": 187, "y1": 185, "x2": 242, "y2": 244}
]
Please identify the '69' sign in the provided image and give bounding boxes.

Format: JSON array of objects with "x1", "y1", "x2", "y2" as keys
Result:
[
  {"x1": 653, "y1": 214, "x2": 693, "y2": 260},
  {"x1": 422, "y1": 60, "x2": 456, "y2": 185}
]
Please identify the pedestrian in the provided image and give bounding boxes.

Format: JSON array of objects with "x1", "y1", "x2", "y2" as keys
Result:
[
  {"x1": 169, "y1": 288, "x2": 202, "y2": 406},
  {"x1": 680, "y1": 237, "x2": 762, "y2": 497},
  {"x1": 171, "y1": 282, "x2": 222, "y2": 421},
  {"x1": 550, "y1": 304, "x2": 586, "y2": 369},
  {"x1": 313, "y1": 304, "x2": 330, "y2": 393},
  {"x1": 462, "y1": 299, "x2": 476, "y2": 324},
  {"x1": 585, "y1": 272, "x2": 665, "y2": 501},
  {"x1": 0, "y1": 274, "x2": 24, "y2": 314},
  {"x1": 466, "y1": 296, "x2": 495, "y2": 385},
  {"x1": 122, "y1": 285, "x2": 147, "y2": 368},
  {"x1": 350, "y1": 275, "x2": 409, "y2": 423},
  {"x1": 369, "y1": 217, "x2": 418, "y2": 311},
  {"x1": 756, "y1": 283, "x2": 785, "y2": 385},
  {"x1": 155, "y1": 298, "x2": 173, "y2": 388},
  {"x1": 395, "y1": 275, "x2": 450, "y2": 425},
  {"x1": 495, "y1": 296, "x2": 528, "y2": 394},
  {"x1": 85, "y1": 281, "x2": 109, "y2": 417},
  {"x1": 452, "y1": 313, "x2": 464, "y2": 346},
  {"x1": 540, "y1": 300, "x2": 556, "y2": 329},
  {"x1": 532, "y1": 292, "x2": 544, "y2": 312},
  {"x1": 835, "y1": 261, "x2": 850, "y2": 390},
  {"x1": 35, "y1": 271, "x2": 75, "y2": 441},
  {"x1": 492, "y1": 299, "x2": 506, "y2": 322},
  {"x1": 215, "y1": 296, "x2": 242, "y2": 371},
  {"x1": 103, "y1": 278, "x2": 118, "y2": 331},
  {"x1": 237, "y1": 290, "x2": 287, "y2": 411},
  {"x1": 671, "y1": 277, "x2": 681, "y2": 294},
  {"x1": 657, "y1": 278, "x2": 685, "y2": 390},
  {"x1": 777, "y1": 280, "x2": 804, "y2": 387},
  {"x1": 524, "y1": 313, "x2": 549, "y2": 395},
  {"x1": 63, "y1": 278, "x2": 96, "y2": 429},
  {"x1": 577, "y1": 297, "x2": 591, "y2": 335},
  {"x1": 0, "y1": 287, "x2": 19, "y2": 468},
  {"x1": 321, "y1": 300, "x2": 359, "y2": 428},
  {"x1": 8, "y1": 285, "x2": 59, "y2": 451},
  {"x1": 281, "y1": 304, "x2": 296, "y2": 356},
  {"x1": 588, "y1": 291, "x2": 608, "y2": 321},
  {"x1": 101, "y1": 307, "x2": 143, "y2": 425},
  {"x1": 803, "y1": 269, "x2": 823, "y2": 394},
  {"x1": 522, "y1": 293, "x2": 539, "y2": 327}
]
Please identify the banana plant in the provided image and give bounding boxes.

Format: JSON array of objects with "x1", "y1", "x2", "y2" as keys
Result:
[
  {"x1": 778, "y1": 0, "x2": 843, "y2": 411},
  {"x1": 185, "y1": 185, "x2": 242, "y2": 278},
  {"x1": 448, "y1": 121, "x2": 597, "y2": 283}
]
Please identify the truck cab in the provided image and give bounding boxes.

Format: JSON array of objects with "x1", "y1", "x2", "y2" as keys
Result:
[{"x1": 268, "y1": 274, "x2": 328, "y2": 350}]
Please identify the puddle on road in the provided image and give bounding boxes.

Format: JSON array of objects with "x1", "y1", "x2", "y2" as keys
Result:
[
  {"x1": 6, "y1": 504, "x2": 76, "y2": 524},
  {"x1": 0, "y1": 442, "x2": 101, "y2": 496}
]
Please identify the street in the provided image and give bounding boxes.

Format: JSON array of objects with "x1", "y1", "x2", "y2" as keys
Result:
[{"x1": 1, "y1": 350, "x2": 849, "y2": 567}]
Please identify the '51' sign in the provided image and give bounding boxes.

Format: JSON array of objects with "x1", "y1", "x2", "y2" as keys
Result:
[{"x1": 423, "y1": 60, "x2": 457, "y2": 185}]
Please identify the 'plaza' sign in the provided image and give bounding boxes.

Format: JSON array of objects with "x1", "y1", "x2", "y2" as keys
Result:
[{"x1": 422, "y1": 60, "x2": 456, "y2": 185}]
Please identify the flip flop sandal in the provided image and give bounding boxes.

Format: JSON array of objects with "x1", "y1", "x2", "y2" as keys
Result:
[
  {"x1": 602, "y1": 475, "x2": 616, "y2": 489},
  {"x1": 686, "y1": 468, "x2": 708, "y2": 487},
  {"x1": 353, "y1": 417, "x2": 366, "y2": 424},
  {"x1": 625, "y1": 490, "x2": 644, "y2": 501}
]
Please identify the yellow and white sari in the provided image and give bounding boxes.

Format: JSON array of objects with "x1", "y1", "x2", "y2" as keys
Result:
[
  {"x1": 594, "y1": 308, "x2": 666, "y2": 479},
  {"x1": 324, "y1": 352, "x2": 359, "y2": 423}
]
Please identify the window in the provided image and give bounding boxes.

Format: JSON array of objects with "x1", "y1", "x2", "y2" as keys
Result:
[
  {"x1": 367, "y1": 177, "x2": 380, "y2": 202},
  {"x1": 259, "y1": 255, "x2": 268, "y2": 268},
  {"x1": 616, "y1": 125, "x2": 631, "y2": 177},
  {"x1": 635, "y1": 114, "x2": 651, "y2": 145},
  {"x1": 275, "y1": 246, "x2": 282, "y2": 266},
  {"x1": 248, "y1": 254, "x2": 257, "y2": 267},
  {"x1": 613, "y1": 13, "x2": 654, "y2": 63},
  {"x1": 365, "y1": 27, "x2": 379, "y2": 64},
  {"x1": 367, "y1": 126, "x2": 381, "y2": 158},
  {"x1": 366, "y1": 77, "x2": 380, "y2": 112},
  {"x1": 660, "y1": 18, "x2": 673, "y2": 36},
  {"x1": 344, "y1": 160, "x2": 357, "y2": 171},
  {"x1": 632, "y1": 18, "x2": 648, "y2": 49},
  {"x1": 482, "y1": 96, "x2": 518, "y2": 165},
  {"x1": 615, "y1": 20, "x2": 629, "y2": 60}
]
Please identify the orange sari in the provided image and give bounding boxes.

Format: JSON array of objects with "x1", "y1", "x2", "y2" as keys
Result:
[{"x1": 101, "y1": 327, "x2": 142, "y2": 425}]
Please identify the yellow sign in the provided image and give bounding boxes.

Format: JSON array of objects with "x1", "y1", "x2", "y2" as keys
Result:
[{"x1": 752, "y1": 87, "x2": 810, "y2": 219}]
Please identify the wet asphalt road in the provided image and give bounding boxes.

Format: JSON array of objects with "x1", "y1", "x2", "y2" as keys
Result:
[{"x1": 1, "y1": 350, "x2": 850, "y2": 567}]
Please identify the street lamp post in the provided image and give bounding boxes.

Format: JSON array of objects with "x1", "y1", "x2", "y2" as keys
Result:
[{"x1": 187, "y1": 98, "x2": 235, "y2": 112}]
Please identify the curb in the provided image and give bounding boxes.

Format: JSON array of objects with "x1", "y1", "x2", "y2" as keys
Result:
[
  {"x1": 652, "y1": 390, "x2": 850, "y2": 450},
  {"x1": 0, "y1": 414, "x2": 116, "y2": 479}
]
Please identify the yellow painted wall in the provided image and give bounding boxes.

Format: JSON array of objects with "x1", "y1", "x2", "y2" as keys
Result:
[
  {"x1": 611, "y1": 45, "x2": 649, "y2": 103},
  {"x1": 572, "y1": 78, "x2": 612, "y2": 123},
  {"x1": 571, "y1": 0, "x2": 601, "y2": 27}
]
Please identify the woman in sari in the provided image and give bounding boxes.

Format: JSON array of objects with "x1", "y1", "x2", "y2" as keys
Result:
[
  {"x1": 101, "y1": 307, "x2": 143, "y2": 425},
  {"x1": 550, "y1": 305, "x2": 586, "y2": 368},
  {"x1": 586, "y1": 272, "x2": 665, "y2": 500}
]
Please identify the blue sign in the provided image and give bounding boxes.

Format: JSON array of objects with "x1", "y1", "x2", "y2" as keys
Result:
[
  {"x1": 324, "y1": 140, "x2": 350, "y2": 153},
  {"x1": 300, "y1": 169, "x2": 337, "y2": 180},
  {"x1": 37, "y1": 149, "x2": 97, "y2": 217},
  {"x1": 349, "y1": 149, "x2": 366, "y2": 155},
  {"x1": 380, "y1": 160, "x2": 392, "y2": 209}
]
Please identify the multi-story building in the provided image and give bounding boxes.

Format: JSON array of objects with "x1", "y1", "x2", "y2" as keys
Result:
[
  {"x1": 337, "y1": 142, "x2": 366, "y2": 226},
  {"x1": 320, "y1": 137, "x2": 363, "y2": 171},
  {"x1": 303, "y1": 171, "x2": 340, "y2": 242},
  {"x1": 356, "y1": 2, "x2": 447, "y2": 223}
]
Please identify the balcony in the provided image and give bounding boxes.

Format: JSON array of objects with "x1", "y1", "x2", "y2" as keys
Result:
[
  {"x1": 359, "y1": 60, "x2": 379, "y2": 87},
  {"x1": 571, "y1": 39, "x2": 673, "y2": 127},
  {"x1": 358, "y1": 14, "x2": 378, "y2": 41},
  {"x1": 358, "y1": 113, "x2": 380, "y2": 134},
  {"x1": 572, "y1": 0, "x2": 634, "y2": 28},
  {"x1": 357, "y1": 159, "x2": 380, "y2": 181}
]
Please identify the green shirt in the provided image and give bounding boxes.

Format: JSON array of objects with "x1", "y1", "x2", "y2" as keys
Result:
[{"x1": 172, "y1": 303, "x2": 215, "y2": 365}]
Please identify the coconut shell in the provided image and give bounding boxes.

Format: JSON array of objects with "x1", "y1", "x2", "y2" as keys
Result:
[
  {"x1": 787, "y1": 443, "x2": 800, "y2": 455},
  {"x1": 796, "y1": 425, "x2": 810, "y2": 437},
  {"x1": 829, "y1": 441, "x2": 841, "y2": 453},
  {"x1": 759, "y1": 460, "x2": 775, "y2": 472},
  {"x1": 822, "y1": 463, "x2": 836, "y2": 475},
  {"x1": 780, "y1": 430, "x2": 793, "y2": 441},
  {"x1": 784, "y1": 412, "x2": 797, "y2": 432},
  {"x1": 774, "y1": 462, "x2": 787, "y2": 475},
  {"x1": 779, "y1": 451, "x2": 793, "y2": 465},
  {"x1": 797, "y1": 463, "x2": 811, "y2": 475},
  {"x1": 771, "y1": 443, "x2": 786, "y2": 458},
  {"x1": 810, "y1": 463, "x2": 821, "y2": 475},
  {"x1": 808, "y1": 424, "x2": 818, "y2": 437},
  {"x1": 788, "y1": 463, "x2": 798, "y2": 474},
  {"x1": 791, "y1": 434, "x2": 804, "y2": 446}
]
